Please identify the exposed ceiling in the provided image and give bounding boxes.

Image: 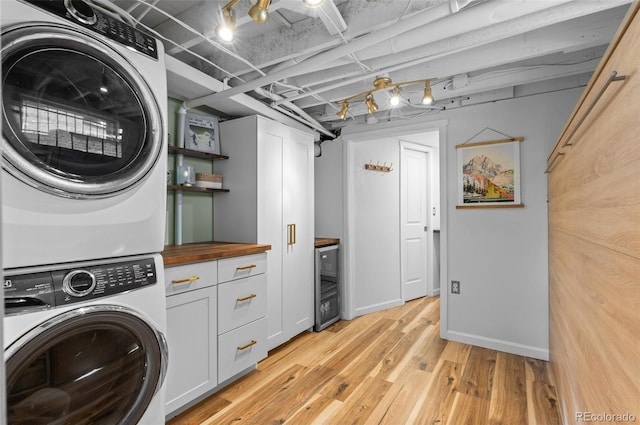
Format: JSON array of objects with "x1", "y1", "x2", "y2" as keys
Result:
[{"x1": 105, "y1": 0, "x2": 632, "y2": 137}]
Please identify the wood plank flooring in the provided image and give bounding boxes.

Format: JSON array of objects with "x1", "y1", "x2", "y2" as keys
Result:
[{"x1": 166, "y1": 297, "x2": 561, "y2": 425}]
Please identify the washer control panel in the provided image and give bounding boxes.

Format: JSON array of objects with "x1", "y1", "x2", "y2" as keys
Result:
[
  {"x1": 4, "y1": 257, "x2": 158, "y2": 315},
  {"x1": 22, "y1": 0, "x2": 159, "y2": 59}
]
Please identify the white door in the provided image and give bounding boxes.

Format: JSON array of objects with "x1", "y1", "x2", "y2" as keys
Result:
[
  {"x1": 401, "y1": 145, "x2": 430, "y2": 301},
  {"x1": 259, "y1": 128, "x2": 285, "y2": 349},
  {"x1": 283, "y1": 134, "x2": 314, "y2": 338}
]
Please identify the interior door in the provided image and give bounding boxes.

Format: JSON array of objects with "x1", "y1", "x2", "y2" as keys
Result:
[{"x1": 401, "y1": 145, "x2": 430, "y2": 301}]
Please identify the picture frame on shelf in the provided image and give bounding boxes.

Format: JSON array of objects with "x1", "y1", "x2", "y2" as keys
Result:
[{"x1": 184, "y1": 112, "x2": 220, "y2": 154}]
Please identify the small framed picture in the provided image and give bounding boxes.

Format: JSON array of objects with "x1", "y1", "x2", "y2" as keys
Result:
[{"x1": 184, "y1": 112, "x2": 220, "y2": 154}]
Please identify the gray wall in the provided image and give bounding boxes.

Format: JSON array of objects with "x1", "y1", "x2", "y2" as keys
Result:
[{"x1": 314, "y1": 86, "x2": 582, "y2": 359}]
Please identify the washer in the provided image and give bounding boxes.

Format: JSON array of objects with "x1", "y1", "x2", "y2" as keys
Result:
[
  {"x1": 3, "y1": 253, "x2": 168, "y2": 424},
  {"x1": 1, "y1": 0, "x2": 168, "y2": 269}
]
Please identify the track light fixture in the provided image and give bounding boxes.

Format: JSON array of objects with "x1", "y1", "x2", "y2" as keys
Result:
[
  {"x1": 248, "y1": 0, "x2": 271, "y2": 24},
  {"x1": 216, "y1": 0, "x2": 239, "y2": 42},
  {"x1": 336, "y1": 101, "x2": 349, "y2": 120},
  {"x1": 422, "y1": 80, "x2": 434, "y2": 105},
  {"x1": 335, "y1": 77, "x2": 437, "y2": 120},
  {"x1": 216, "y1": 0, "x2": 273, "y2": 42},
  {"x1": 365, "y1": 93, "x2": 378, "y2": 114},
  {"x1": 389, "y1": 86, "x2": 401, "y2": 106}
]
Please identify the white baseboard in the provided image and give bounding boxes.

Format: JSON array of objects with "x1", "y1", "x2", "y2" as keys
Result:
[
  {"x1": 354, "y1": 299, "x2": 403, "y2": 318},
  {"x1": 445, "y1": 330, "x2": 549, "y2": 360}
]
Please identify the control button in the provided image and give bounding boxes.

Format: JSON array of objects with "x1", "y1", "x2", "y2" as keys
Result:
[
  {"x1": 63, "y1": 270, "x2": 96, "y2": 297},
  {"x1": 64, "y1": 0, "x2": 97, "y2": 25}
]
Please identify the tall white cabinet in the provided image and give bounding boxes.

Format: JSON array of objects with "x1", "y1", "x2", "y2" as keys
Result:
[{"x1": 214, "y1": 115, "x2": 315, "y2": 350}]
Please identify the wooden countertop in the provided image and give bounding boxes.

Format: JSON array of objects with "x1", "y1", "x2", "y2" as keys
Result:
[
  {"x1": 315, "y1": 237, "x2": 340, "y2": 248},
  {"x1": 162, "y1": 242, "x2": 271, "y2": 266}
]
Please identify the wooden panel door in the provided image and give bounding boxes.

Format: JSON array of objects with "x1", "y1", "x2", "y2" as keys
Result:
[{"x1": 548, "y1": 3, "x2": 640, "y2": 422}]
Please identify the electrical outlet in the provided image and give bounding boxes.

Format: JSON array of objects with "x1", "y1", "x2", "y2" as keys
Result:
[{"x1": 451, "y1": 280, "x2": 460, "y2": 294}]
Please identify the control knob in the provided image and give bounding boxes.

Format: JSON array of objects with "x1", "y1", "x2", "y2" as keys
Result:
[
  {"x1": 64, "y1": 0, "x2": 97, "y2": 25},
  {"x1": 63, "y1": 270, "x2": 96, "y2": 297}
]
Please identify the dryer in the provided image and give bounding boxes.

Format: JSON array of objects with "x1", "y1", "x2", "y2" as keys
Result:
[
  {"x1": 3, "y1": 253, "x2": 168, "y2": 424},
  {"x1": 1, "y1": 0, "x2": 168, "y2": 269}
]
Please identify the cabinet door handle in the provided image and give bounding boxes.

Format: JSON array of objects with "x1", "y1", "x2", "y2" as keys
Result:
[
  {"x1": 287, "y1": 224, "x2": 293, "y2": 246},
  {"x1": 236, "y1": 264, "x2": 257, "y2": 271},
  {"x1": 171, "y1": 276, "x2": 199, "y2": 284},
  {"x1": 237, "y1": 340, "x2": 257, "y2": 351},
  {"x1": 236, "y1": 293, "x2": 257, "y2": 302},
  {"x1": 293, "y1": 223, "x2": 297, "y2": 245}
]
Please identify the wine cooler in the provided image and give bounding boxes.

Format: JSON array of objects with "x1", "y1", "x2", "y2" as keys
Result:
[{"x1": 314, "y1": 244, "x2": 340, "y2": 331}]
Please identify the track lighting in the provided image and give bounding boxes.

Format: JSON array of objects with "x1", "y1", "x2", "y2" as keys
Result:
[
  {"x1": 303, "y1": 0, "x2": 325, "y2": 7},
  {"x1": 365, "y1": 93, "x2": 378, "y2": 114},
  {"x1": 249, "y1": 0, "x2": 271, "y2": 24},
  {"x1": 422, "y1": 80, "x2": 434, "y2": 105},
  {"x1": 335, "y1": 77, "x2": 437, "y2": 120},
  {"x1": 216, "y1": 2, "x2": 237, "y2": 42},
  {"x1": 389, "y1": 86, "x2": 401, "y2": 106},
  {"x1": 216, "y1": 0, "x2": 239, "y2": 42},
  {"x1": 336, "y1": 101, "x2": 349, "y2": 119}
]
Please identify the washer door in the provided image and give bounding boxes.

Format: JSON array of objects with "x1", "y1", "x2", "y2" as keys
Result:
[
  {"x1": 5, "y1": 305, "x2": 168, "y2": 425},
  {"x1": 1, "y1": 24, "x2": 163, "y2": 198}
]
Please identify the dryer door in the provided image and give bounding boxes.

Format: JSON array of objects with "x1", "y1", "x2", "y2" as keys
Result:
[
  {"x1": 0, "y1": 24, "x2": 163, "y2": 198},
  {"x1": 5, "y1": 305, "x2": 167, "y2": 425}
]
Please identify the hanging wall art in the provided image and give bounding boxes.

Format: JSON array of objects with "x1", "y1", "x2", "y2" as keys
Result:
[{"x1": 456, "y1": 136, "x2": 524, "y2": 209}]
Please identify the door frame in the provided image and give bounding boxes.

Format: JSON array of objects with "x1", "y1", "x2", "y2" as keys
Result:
[
  {"x1": 400, "y1": 141, "x2": 433, "y2": 300},
  {"x1": 341, "y1": 119, "x2": 448, "y2": 320}
]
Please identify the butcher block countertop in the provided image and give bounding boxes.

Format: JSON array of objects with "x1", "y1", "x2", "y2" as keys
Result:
[
  {"x1": 162, "y1": 242, "x2": 271, "y2": 267},
  {"x1": 315, "y1": 237, "x2": 340, "y2": 248}
]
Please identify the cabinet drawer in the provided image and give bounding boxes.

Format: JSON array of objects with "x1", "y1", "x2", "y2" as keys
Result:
[
  {"x1": 165, "y1": 261, "x2": 218, "y2": 296},
  {"x1": 218, "y1": 274, "x2": 267, "y2": 334},
  {"x1": 218, "y1": 253, "x2": 266, "y2": 283},
  {"x1": 218, "y1": 318, "x2": 267, "y2": 383}
]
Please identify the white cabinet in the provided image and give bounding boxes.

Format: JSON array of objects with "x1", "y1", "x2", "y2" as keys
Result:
[
  {"x1": 215, "y1": 115, "x2": 315, "y2": 350},
  {"x1": 164, "y1": 261, "x2": 218, "y2": 415},
  {"x1": 164, "y1": 252, "x2": 269, "y2": 417},
  {"x1": 217, "y1": 253, "x2": 268, "y2": 382}
]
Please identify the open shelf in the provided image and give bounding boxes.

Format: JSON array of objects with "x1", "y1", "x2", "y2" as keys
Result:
[
  {"x1": 168, "y1": 184, "x2": 229, "y2": 193},
  {"x1": 168, "y1": 145, "x2": 229, "y2": 160}
]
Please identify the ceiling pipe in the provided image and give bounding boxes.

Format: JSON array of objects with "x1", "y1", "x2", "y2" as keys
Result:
[
  {"x1": 253, "y1": 88, "x2": 335, "y2": 137},
  {"x1": 184, "y1": 0, "x2": 476, "y2": 109},
  {"x1": 272, "y1": 0, "x2": 629, "y2": 107}
]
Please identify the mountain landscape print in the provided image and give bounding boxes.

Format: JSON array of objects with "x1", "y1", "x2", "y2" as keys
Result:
[{"x1": 458, "y1": 141, "x2": 520, "y2": 205}]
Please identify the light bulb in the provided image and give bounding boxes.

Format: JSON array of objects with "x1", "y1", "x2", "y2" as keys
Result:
[
  {"x1": 422, "y1": 81, "x2": 434, "y2": 105},
  {"x1": 303, "y1": 0, "x2": 324, "y2": 7},
  {"x1": 216, "y1": 24, "x2": 234, "y2": 42},
  {"x1": 389, "y1": 86, "x2": 401, "y2": 106}
]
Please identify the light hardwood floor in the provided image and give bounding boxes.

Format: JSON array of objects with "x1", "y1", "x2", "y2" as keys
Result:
[{"x1": 166, "y1": 296, "x2": 561, "y2": 425}]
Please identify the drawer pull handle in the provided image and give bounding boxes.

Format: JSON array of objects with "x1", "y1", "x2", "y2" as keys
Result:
[
  {"x1": 236, "y1": 264, "x2": 257, "y2": 271},
  {"x1": 171, "y1": 276, "x2": 199, "y2": 284},
  {"x1": 237, "y1": 340, "x2": 257, "y2": 351},
  {"x1": 237, "y1": 293, "x2": 257, "y2": 302}
]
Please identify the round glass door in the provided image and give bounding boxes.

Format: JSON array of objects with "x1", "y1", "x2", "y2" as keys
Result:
[
  {"x1": 1, "y1": 24, "x2": 163, "y2": 198},
  {"x1": 5, "y1": 306, "x2": 167, "y2": 425}
]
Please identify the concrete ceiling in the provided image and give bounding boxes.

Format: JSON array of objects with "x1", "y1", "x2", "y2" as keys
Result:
[{"x1": 108, "y1": 0, "x2": 633, "y2": 137}]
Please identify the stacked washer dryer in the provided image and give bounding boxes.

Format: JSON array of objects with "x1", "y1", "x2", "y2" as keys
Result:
[{"x1": 1, "y1": 0, "x2": 168, "y2": 423}]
